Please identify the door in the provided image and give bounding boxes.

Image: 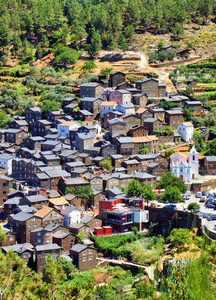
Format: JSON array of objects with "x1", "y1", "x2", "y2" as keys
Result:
[
  {"x1": 192, "y1": 173, "x2": 195, "y2": 179},
  {"x1": 180, "y1": 175, "x2": 183, "y2": 180}
]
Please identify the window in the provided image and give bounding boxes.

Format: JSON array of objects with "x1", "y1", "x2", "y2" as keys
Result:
[
  {"x1": 89, "y1": 250, "x2": 93, "y2": 254},
  {"x1": 50, "y1": 214, "x2": 52, "y2": 218},
  {"x1": 83, "y1": 251, "x2": 86, "y2": 256},
  {"x1": 89, "y1": 256, "x2": 92, "y2": 261},
  {"x1": 46, "y1": 239, "x2": 50, "y2": 243},
  {"x1": 37, "y1": 239, "x2": 41, "y2": 243},
  {"x1": 83, "y1": 257, "x2": 86, "y2": 262},
  {"x1": 37, "y1": 232, "x2": 41, "y2": 236},
  {"x1": 34, "y1": 223, "x2": 37, "y2": 227},
  {"x1": 10, "y1": 236, "x2": 13, "y2": 241}
]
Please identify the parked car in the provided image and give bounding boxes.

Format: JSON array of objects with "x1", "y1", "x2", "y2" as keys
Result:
[
  {"x1": 202, "y1": 191, "x2": 206, "y2": 196},
  {"x1": 164, "y1": 204, "x2": 177, "y2": 210},
  {"x1": 207, "y1": 215, "x2": 216, "y2": 221},
  {"x1": 196, "y1": 192, "x2": 202, "y2": 198},
  {"x1": 206, "y1": 203, "x2": 215, "y2": 209},
  {"x1": 200, "y1": 196, "x2": 206, "y2": 202}
]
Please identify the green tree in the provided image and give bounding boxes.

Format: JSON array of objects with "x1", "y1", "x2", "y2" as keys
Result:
[
  {"x1": 161, "y1": 185, "x2": 182, "y2": 203},
  {"x1": 187, "y1": 202, "x2": 200, "y2": 212},
  {"x1": 0, "y1": 110, "x2": 8, "y2": 128},
  {"x1": 141, "y1": 184, "x2": 156, "y2": 204},
  {"x1": 139, "y1": 143, "x2": 149, "y2": 153},
  {"x1": 205, "y1": 138, "x2": 216, "y2": 156},
  {"x1": 172, "y1": 22, "x2": 184, "y2": 38},
  {"x1": 126, "y1": 178, "x2": 143, "y2": 197},
  {"x1": 168, "y1": 228, "x2": 192, "y2": 248},
  {"x1": 185, "y1": 84, "x2": 194, "y2": 96},
  {"x1": 76, "y1": 232, "x2": 87, "y2": 243},
  {"x1": 100, "y1": 68, "x2": 113, "y2": 76},
  {"x1": 0, "y1": 19, "x2": 11, "y2": 52},
  {"x1": 58, "y1": 257, "x2": 77, "y2": 279},
  {"x1": 36, "y1": 44, "x2": 43, "y2": 59},
  {"x1": 55, "y1": 45, "x2": 79, "y2": 67},
  {"x1": 118, "y1": 34, "x2": 128, "y2": 51},
  {"x1": 124, "y1": 25, "x2": 135, "y2": 40},
  {"x1": 80, "y1": 61, "x2": 97, "y2": 72},
  {"x1": 0, "y1": 227, "x2": 7, "y2": 245},
  {"x1": 101, "y1": 157, "x2": 113, "y2": 171},
  {"x1": 158, "y1": 50, "x2": 167, "y2": 62},
  {"x1": 13, "y1": 34, "x2": 22, "y2": 55},
  {"x1": 41, "y1": 100, "x2": 61, "y2": 118},
  {"x1": 106, "y1": 33, "x2": 116, "y2": 50},
  {"x1": 86, "y1": 29, "x2": 102, "y2": 57},
  {"x1": 157, "y1": 172, "x2": 187, "y2": 193},
  {"x1": 182, "y1": 108, "x2": 192, "y2": 121},
  {"x1": 193, "y1": 130, "x2": 206, "y2": 152},
  {"x1": 157, "y1": 41, "x2": 164, "y2": 51},
  {"x1": 66, "y1": 186, "x2": 94, "y2": 202}
]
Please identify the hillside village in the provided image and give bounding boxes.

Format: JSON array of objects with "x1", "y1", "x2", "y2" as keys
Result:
[{"x1": 1, "y1": 63, "x2": 216, "y2": 276}]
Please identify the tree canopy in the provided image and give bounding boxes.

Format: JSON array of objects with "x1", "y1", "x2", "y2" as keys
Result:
[{"x1": 157, "y1": 172, "x2": 187, "y2": 193}]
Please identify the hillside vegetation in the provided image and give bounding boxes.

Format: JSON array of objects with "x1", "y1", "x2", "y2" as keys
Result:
[{"x1": 0, "y1": 0, "x2": 216, "y2": 62}]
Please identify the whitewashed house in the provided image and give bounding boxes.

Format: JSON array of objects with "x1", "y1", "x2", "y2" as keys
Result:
[
  {"x1": 178, "y1": 122, "x2": 194, "y2": 142},
  {"x1": 60, "y1": 206, "x2": 81, "y2": 226},
  {"x1": 57, "y1": 121, "x2": 81, "y2": 137},
  {"x1": 0, "y1": 154, "x2": 14, "y2": 175}
]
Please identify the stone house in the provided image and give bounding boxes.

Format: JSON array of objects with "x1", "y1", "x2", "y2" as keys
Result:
[
  {"x1": 128, "y1": 125, "x2": 149, "y2": 137},
  {"x1": 34, "y1": 206, "x2": 64, "y2": 227},
  {"x1": 62, "y1": 97, "x2": 77, "y2": 108},
  {"x1": 70, "y1": 244, "x2": 97, "y2": 271},
  {"x1": 30, "y1": 120, "x2": 52, "y2": 137},
  {"x1": 108, "y1": 118, "x2": 126, "y2": 138},
  {"x1": 22, "y1": 136, "x2": 45, "y2": 151},
  {"x1": 4, "y1": 129, "x2": 28, "y2": 145},
  {"x1": 135, "y1": 78, "x2": 167, "y2": 98},
  {"x1": 115, "y1": 136, "x2": 134, "y2": 156},
  {"x1": 4, "y1": 197, "x2": 21, "y2": 218},
  {"x1": 116, "y1": 104, "x2": 135, "y2": 115},
  {"x1": 80, "y1": 83, "x2": 104, "y2": 98},
  {"x1": 102, "y1": 174, "x2": 120, "y2": 190},
  {"x1": 134, "y1": 172, "x2": 157, "y2": 189},
  {"x1": 35, "y1": 244, "x2": 62, "y2": 273},
  {"x1": 184, "y1": 101, "x2": 202, "y2": 111},
  {"x1": 84, "y1": 174, "x2": 103, "y2": 192},
  {"x1": 76, "y1": 110, "x2": 94, "y2": 122},
  {"x1": 110, "y1": 154, "x2": 124, "y2": 168},
  {"x1": 10, "y1": 119, "x2": 29, "y2": 131},
  {"x1": 103, "y1": 110, "x2": 124, "y2": 129},
  {"x1": 132, "y1": 93, "x2": 147, "y2": 107},
  {"x1": 2, "y1": 243, "x2": 34, "y2": 268},
  {"x1": 80, "y1": 215, "x2": 102, "y2": 234},
  {"x1": 1, "y1": 229, "x2": 17, "y2": 246},
  {"x1": 143, "y1": 118, "x2": 163, "y2": 135},
  {"x1": 100, "y1": 101, "x2": 117, "y2": 119},
  {"x1": 165, "y1": 110, "x2": 183, "y2": 130},
  {"x1": 147, "y1": 162, "x2": 167, "y2": 177},
  {"x1": 101, "y1": 142, "x2": 118, "y2": 157},
  {"x1": 30, "y1": 227, "x2": 53, "y2": 247},
  {"x1": 0, "y1": 175, "x2": 11, "y2": 206},
  {"x1": 25, "y1": 107, "x2": 42, "y2": 124},
  {"x1": 53, "y1": 230, "x2": 75, "y2": 254},
  {"x1": 122, "y1": 114, "x2": 141, "y2": 132},
  {"x1": 109, "y1": 90, "x2": 131, "y2": 104},
  {"x1": 204, "y1": 156, "x2": 216, "y2": 175},
  {"x1": 80, "y1": 97, "x2": 102, "y2": 118},
  {"x1": 41, "y1": 154, "x2": 60, "y2": 166},
  {"x1": 75, "y1": 132, "x2": 96, "y2": 152},
  {"x1": 77, "y1": 153, "x2": 92, "y2": 166},
  {"x1": 92, "y1": 191, "x2": 105, "y2": 209},
  {"x1": 8, "y1": 212, "x2": 41, "y2": 243},
  {"x1": 122, "y1": 159, "x2": 142, "y2": 175},
  {"x1": 19, "y1": 194, "x2": 48, "y2": 210},
  {"x1": 131, "y1": 135, "x2": 159, "y2": 154},
  {"x1": 109, "y1": 71, "x2": 126, "y2": 87},
  {"x1": 47, "y1": 110, "x2": 65, "y2": 128}
]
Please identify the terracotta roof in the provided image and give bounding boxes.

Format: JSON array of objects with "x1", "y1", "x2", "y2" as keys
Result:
[
  {"x1": 48, "y1": 197, "x2": 69, "y2": 206},
  {"x1": 100, "y1": 101, "x2": 116, "y2": 106},
  {"x1": 34, "y1": 207, "x2": 53, "y2": 219},
  {"x1": 136, "y1": 108, "x2": 146, "y2": 114},
  {"x1": 58, "y1": 121, "x2": 75, "y2": 127},
  {"x1": 131, "y1": 135, "x2": 158, "y2": 143},
  {"x1": 182, "y1": 122, "x2": 193, "y2": 127}
]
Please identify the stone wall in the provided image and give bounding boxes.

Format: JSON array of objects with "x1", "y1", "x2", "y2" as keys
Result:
[{"x1": 147, "y1": 206, "x2": 202, "y2": 235}]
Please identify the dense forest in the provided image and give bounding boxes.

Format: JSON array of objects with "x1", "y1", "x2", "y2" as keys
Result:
[{"x1": 0, "y1": 0, "x2": 216, "y2": 59}]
